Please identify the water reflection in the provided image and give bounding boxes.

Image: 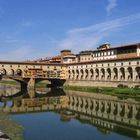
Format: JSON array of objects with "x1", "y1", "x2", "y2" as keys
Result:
[{"x1": 0, "y1": 86, "x2": 140, "y2": 139}]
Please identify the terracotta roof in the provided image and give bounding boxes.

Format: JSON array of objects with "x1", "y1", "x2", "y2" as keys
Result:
[
  {"x1": 63, "y1": 54, "x2": 76, "y2": 58},
  {"x1": 0, "y1": 61, "x2": 64, "y2": 66},
  {"x1": 91, "y1": 43, "x2": 140, "y2": 53}
]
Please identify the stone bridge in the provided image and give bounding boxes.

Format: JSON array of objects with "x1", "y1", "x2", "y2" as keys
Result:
[{"x1": 0, "y1": 61, "x2": 67, "y2": 89}]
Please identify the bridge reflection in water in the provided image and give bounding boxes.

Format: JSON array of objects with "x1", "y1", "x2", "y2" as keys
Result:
[{"x1": 0, "y1": 87, "x2": 140, "y2": 139}]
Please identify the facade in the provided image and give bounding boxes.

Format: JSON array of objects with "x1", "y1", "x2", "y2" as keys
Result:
[
  {"x1": 65, "y1": 43, "x2": 140, "y2": 63},
  {"x1": 65, "y1": 43, "x2": 140, "y2": 87},
  {"x1": 67, "y1": 57, "x2": 140, "y2": 82},
  {"x1": 37, "y1": 43, "x2": 140, "y2": 64}
]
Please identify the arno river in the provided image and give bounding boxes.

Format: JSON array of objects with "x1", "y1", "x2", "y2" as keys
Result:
[{"x1": 0, "y1": 85, "x2": 140, "y2": 140}]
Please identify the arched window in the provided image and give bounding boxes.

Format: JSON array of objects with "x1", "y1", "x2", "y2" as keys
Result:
[
  {"x1": 107, "y1": 68, "x2": 111, "y2": 80},
  {"x1": 120, "y1": 67, "x2": 125, "y2": 80},
  {"x1": 113, "y1": 68, "x2": 118, "y2": 80},
  {"x1": 90, "y1": 69, "x2": 94, "y2": 80},
  {"x1": 101, "y1": 68, "x2": 105, "y2": 80},
  {"x1": 127, "y1": 67, "x2": 133, "y2": 80},
  {"x1": 135, "y1": 67, "x2": 140, "y2": 80},
  {"x1": 85, "y1": 69, "x2": 88, "y2": 80},
  {"x1": 95, "y1": 68, "x2": 99, "y2": 80}
]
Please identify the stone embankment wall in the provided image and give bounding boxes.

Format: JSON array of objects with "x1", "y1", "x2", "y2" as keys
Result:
[{"x1": 65, "y1": 80, "x2": 140, "y2": 87}]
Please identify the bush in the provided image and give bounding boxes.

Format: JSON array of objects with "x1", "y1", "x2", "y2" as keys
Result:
[
  {"x1": 117, "y1": 84, "x2": 128, "y2": 88},
  {"x1": 134, "y1": 85, "x2": 140, "y2": 89}
]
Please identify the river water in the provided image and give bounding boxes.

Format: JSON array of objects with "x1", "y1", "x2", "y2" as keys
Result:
[{"x1": 0, "y1": 85, "x2": 139, "y2": 140}]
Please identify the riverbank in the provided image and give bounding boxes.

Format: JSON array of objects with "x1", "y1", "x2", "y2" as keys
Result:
[
  {"x1": 64, "y1": 85, "x2": 140, "y2": 101},
  {"x1": 0, "y1": 80, "x2": 140, "y2": 100},
  {"x1": 0, "y1": 111, "x2": 23, "y2": 140},
  {"x1": 0, "y1": 80, "x2": 47, "y2": 88}
]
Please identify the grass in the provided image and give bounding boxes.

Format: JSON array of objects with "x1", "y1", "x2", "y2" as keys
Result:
[
  {"x1": 0, "y1": 80, "x2": 48, "y2": 88},
  {"x1": 0, "y1": 80, "x2": 20, "y2": 85},
  {"x1": 63, "y1": 85, "x2": 140, "y2": 100},
  {"x1": 36, "y1": 82, "x2": 48, "y2": 88}
]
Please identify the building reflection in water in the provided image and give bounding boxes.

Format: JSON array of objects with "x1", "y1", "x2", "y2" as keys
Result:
[{"x1": 0, "y1": 87, "x2": 140, "y2": 139}]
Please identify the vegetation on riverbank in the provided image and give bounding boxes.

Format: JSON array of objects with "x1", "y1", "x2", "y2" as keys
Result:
[
  {"x1": 1, "y1": 80, "x2": 140, "y2": 100},
  {"x1": 0, "y1": 80, "x2": 20, "y2": 86},
  {"x1": 63, "y1": 85, "x2": 140, "y2": 101},
  {"x1": 0, "y1": 80, "x2": 47, "y2": 88},
  {"x1": 0, "y1": 111, "x2": 24, "y2": 140}
]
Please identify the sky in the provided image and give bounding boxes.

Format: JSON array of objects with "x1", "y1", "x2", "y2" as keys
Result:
[{"x1": 0, "y1": 0, "x2": 140, "y2": 61}]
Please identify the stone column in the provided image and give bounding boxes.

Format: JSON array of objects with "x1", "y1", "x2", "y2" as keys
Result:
[
  {"x1": 21, "y1": 82, "x2": 27, "y2": 91},
  {"x1": 104, "y1": 70, "x2": 107, "y2": 81},
  {"x1": 125, "y1": 71, "x2": 129, "y2": 81},
  {"x1": 117, "y1": 70, "x2": 121, "y2": 81},
  {"x1": 133, "y1": 69, "x2": 137, "y2": 82},
  {"x1": 28, "y1": 78, "x2": 36, "y2": 89},
  {"x1": 111, "y1": 68, "x2": 114, "y2": 81}
]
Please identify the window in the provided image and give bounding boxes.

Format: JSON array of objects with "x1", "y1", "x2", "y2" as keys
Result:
[
  {"x1": 108, "y1": 51, "x2": 110, "y2": 55},
  {"x1": 111, "y1": 51, "x2": 114, "y2": 55}
]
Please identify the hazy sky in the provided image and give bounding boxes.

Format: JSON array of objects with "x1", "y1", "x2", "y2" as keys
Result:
[{"x1": 0, "y1": 0, "x2": 140, "y2": 60}]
